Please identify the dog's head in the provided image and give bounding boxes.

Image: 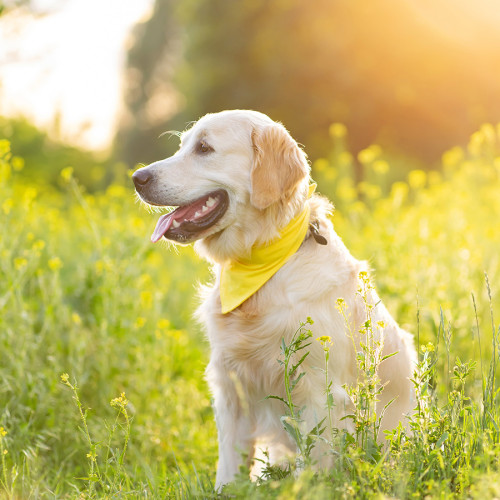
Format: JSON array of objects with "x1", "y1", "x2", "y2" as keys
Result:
[{"x1": 133, "y1": 110, "x2": 310, "y2": 259}]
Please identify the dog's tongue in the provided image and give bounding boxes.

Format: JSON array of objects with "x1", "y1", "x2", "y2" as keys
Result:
[
  {"x1": 151, "y1": 203, "x2": 198, "y2": 243},
  {"x1": 151, "y1": 213, "x2": 175, "y2": 243}
]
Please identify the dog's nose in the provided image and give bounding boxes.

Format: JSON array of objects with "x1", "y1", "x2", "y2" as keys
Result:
[{"x1": 132, "y1": 168, "x2": 151, "y2": 188}]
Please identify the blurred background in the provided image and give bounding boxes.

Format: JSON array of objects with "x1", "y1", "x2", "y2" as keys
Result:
[
  {"x1": 2, "y1": 0, "x2": 500, "y2": 185},
  {"x1": 2, "y1": 2, "x2": 500, "y2": 495}
]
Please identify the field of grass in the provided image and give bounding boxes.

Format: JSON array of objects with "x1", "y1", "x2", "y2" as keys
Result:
[{"x1": 1, "y1": 124, "x2": 500, "y2": 498}]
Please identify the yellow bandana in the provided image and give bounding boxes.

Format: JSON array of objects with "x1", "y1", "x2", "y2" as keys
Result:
[{"x1": 220, "y1": 184, "x2": 316, "y2": 314}]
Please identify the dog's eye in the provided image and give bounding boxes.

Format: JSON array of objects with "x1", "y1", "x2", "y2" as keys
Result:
[{"x1": 197, "y1": 141, "x2": 213, "y2": 154}]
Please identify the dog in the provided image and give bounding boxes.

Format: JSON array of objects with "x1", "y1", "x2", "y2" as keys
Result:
[{"x1": 132, "y1": 110, "x2": 416, "y2": 488}]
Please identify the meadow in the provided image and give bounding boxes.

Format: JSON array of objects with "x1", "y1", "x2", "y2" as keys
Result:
[{"x1": 1, "y1": 123, "x2": 500, "y2": 498}]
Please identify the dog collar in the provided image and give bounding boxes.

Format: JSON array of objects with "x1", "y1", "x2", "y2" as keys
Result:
[{"x1": 219, "y1": 184, "x2": 316, "y2": 314}]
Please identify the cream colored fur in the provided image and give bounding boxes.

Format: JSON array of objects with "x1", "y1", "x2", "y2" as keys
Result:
[{"x1": 134, "y1": 110, "x2": 416, "y2": 489}]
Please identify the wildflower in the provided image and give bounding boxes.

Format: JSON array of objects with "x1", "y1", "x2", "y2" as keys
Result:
[
  {"x1": 442, "y1": 146, "x2": 464, "y2": 169},
  {"x1": 134, "y1": 317, "x2": 146, "y2": 329},
  {"x1": 23, "y1": 187, "x2": 37, "y2": 209},
  {"x1": 157, "y1": 318, "x2": 170, "y2": 330},
  {"x1": 358, "y1": 182, "x2": 381, "y2": 200},
  {"x1": 317, "y1": 335, "x2": 332, "y2": 344},
  {"x1": 408, "y1": 170, "x2": 427, "y2": 190},
  {"x1": 86, "y1": 451, "x2": 97, "y2": 462},
  {"x1": 2, "y1": 198, "x2": 13, "y2": 215},
  {"x1": 428, "y1": 171, "x2": 441, "y2": 186},
  {"x1": 12, "y1": 156, "x2": 24, "y2": 171},
  {"x1": 106, "y1": 185, "x2": 127, "y2": 198},
  {"x1": 421, "y1": 342, "x2": 435, "y2": 353},
  {"x1": 372, "y1": 160, "x2": 389, "y2": 175},
  {"x1": 358, "y1": 145, "x2": 381, "y2": 164},
  {"x1": 313, "y1": 158, "x2": 329, "y2": 173},
  {"x1": 0, "y1": 427, "x2": 6, "y2": 437},
  {"x1": 377, "y1": 321, "x2": 386, "y2": 329},
  {"x1": 0, "y1": 139, "x2": 11, "y2": 156},
  {"x1": 48, "y1": 257, "x2": 63, "y2": 271},
  {"x1": 60, "y1": 166, "x2": 74, "y2": 182},
  {"x1": 32, "y1": 240, "x2": 46, "y2": 251},
  {"x1": 329, "y1": 122, "x2": 347, "y2": 139},
  {"x1": 338, "y1": 151, "x2": 353, "y2": 166},
  {"x1": 110, "y1": 392, "x2": 129, "y2": 408},
  {"x1": 95, "y1": 259, "x2": 104, "y2": 276},
  {"x1": 60, "y1": 373, "x2": 70, "y2": 384},
  {"x1": 140, "y1": 291, "x2": 153, "y2": 309},
  {"x1": 390, "y1": 182, "x2": 409, "y2": 207},
  {"x1": 14, "y1": 257, "x2": 28, "y2": 270},
  {"x1": 71, "y1": 313, "x2": 82, "y2": 325},
  {"x1": 337, "y1": 178, "x2": 356, "y2": 201}
]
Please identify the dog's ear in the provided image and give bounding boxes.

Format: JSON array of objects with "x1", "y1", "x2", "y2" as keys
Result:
[{"x1": 250, "y1": 124, "x2": 309, "y2": 210}]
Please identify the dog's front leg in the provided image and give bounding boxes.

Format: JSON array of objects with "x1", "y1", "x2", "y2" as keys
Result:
[
  {"x1": 214, "y1": 401, "x2": 254, "y2": 489},
  {"x1": 208, "y1": 364, "x2": 255, "y2": 489}
]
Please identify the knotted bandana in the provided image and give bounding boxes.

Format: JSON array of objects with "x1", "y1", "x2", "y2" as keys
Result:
[{"x1": 220, "y1": 184, "x2": 316, "y2": 314}]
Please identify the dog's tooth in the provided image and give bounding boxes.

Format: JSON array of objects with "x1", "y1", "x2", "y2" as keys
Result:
[
  {"x1": 195, "y1": 211, "x2": 201, "y2": 218},
  {"x1": 202, "y1": 205, "x2": 209, "y2": 212},
  {"x1": 206, "y1": 197, "x2": 216, "y2": 207},
  {"x1": 172, "y1": 220, "x2": 180, "y2": 228}
]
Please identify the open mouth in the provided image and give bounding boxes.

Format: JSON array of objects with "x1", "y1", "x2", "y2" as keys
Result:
[{"x1": 151, "y1": 189, "x2": 229, "y2": 243}]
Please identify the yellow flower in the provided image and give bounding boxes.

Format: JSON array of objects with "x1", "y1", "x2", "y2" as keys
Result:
[
  {"x1": 372, "y1": 160, "x2": 389, "y2": 175},
  {"x1": 110, "y1": 392, "x2": 129, "y2": 408},
  {"x1": 329, "y1": 123, "x2": 347, "y2": 139},
  {"x1": 48, "y1": 257, "x2": 63, "y2": 271},
  {"x1": 0, "y1": 427, "x2": 7, "y2": 437},
  {"x1": 95, "y1": 259, "x2": 104, "y2": 276},
  {"x1": 408, "y1": 170, "x2": 427, "y2": 190},
  {"x1": 32, "y1": 240, "x2": 46, "y2": 252},
  {"x1": 317, "y1": 335, "x2": 332, "y2": 344},
  {"x1": 23, "y1": 187, "x2": 37, "y2": 209},
  {"x1": 335, "y1": 298, "x2": 346, "y2": 312},
  {"x1": 0, "y1": 139, "x2": 11, "y2": 156},
  {"x1": 2, "y1": 198, "x2": 13, "y2": 215},
  {"x1": 60, "y1": 373, "x2": 69, "y2": 384},
  {"x1": 313, "y1": 158, "x2": 329, "y2": 173},
  {"x1": 358, "y1": 145, "x2": 381, "y2": 165},
  {"x1": 421, "y1": 342, "x2": 435, "y2": 353},
  {"x1": 14, "y1": 257, "x2": 28, "y2": 270},
  {"x1": 337, "y1": 178, "x2": 356, "y2": 201},
  {"x1": 442, "y1": 146, "x2": 464, "y2": 169},
  {"x1": 60, "y1": 166, "x2": 74, "y2": 182},
  {"x1": 71, "y1": 313, "x2": 82, "y2": 325},
  {"x1": 134, "y1": 316, "x2": 146, "y2": 329},
  {"x1": 140, "y1": 291, "x2": 153, "y2": 309},
  {"x1": 157, "y1": 318, "x2": 170, "y2": 330},
  {"x1": 12, "y1": 156, "x2": 24, "y2": 171},
  {"x1": 390, "y1": 182, "x2": 409, "y2": 206},
  {"x1": 338, "y1": 151, "x2": 353, "y2": 167}
]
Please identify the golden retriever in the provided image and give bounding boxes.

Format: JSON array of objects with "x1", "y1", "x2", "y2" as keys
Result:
[{"x1": 132, "y1": 110, "x2": 416, "y2": 488}]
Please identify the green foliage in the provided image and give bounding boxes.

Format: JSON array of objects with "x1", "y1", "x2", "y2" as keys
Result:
[
  {"x1": 0, "y1": 139, "x2": 215, "y2": 496},
  {"x1": 1, "y1": 121, "x2": 500, "y2": 497},
  {"x1": 266, "y1": 318, "x2": 324, "y2": 469},
  {"x1": 0, "y1": 116, "x2": 126, "y2": 191}
]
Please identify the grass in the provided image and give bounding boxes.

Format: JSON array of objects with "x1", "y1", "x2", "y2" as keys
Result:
[{"x1": 0, "y1": 123, "x2": 500, "y2": 498}]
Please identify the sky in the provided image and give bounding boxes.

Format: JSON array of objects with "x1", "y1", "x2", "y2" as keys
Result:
[{"x1": 0, "y1": 0, "x2": 153, "y2": 151}]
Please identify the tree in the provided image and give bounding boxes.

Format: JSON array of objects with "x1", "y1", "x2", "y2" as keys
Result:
[
  {"x1": 115, "y1": 0, "x2": 500, "y2": 167},
  {"x1": 113, "y1": 0, "x2": 181, "y2": 166}
]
